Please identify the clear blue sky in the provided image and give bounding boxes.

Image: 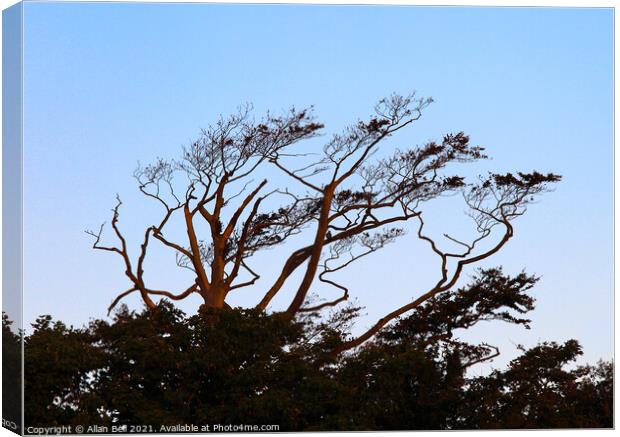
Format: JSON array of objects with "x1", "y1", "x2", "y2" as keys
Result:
[{"x1": 21, "y1": 3, "x2": 612, "y2": 370}]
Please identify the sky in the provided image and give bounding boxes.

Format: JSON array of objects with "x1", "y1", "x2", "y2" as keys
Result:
[{"x1": 19, "y1": 3, "x2": 613, "y2": 371}]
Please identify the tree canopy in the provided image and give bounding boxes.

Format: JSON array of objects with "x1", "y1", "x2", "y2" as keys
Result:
[
  {"x1": 16, "y1": 281, "x2": 611, "y2": 430},
  {"x1": 14, "y1": 94, "x2": 610, "y2": 432},
  {"x1": 86, "y1": 94, "x2": 561, "y2": 356}
]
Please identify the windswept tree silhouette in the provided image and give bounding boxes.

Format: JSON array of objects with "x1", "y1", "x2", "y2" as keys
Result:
[{"x1": 87, "y1": 93, "x2": 560, "y2": 356}]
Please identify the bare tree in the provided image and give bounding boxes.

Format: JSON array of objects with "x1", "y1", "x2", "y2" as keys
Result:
[{"x1": 87, "y1": 93, "x2": 560, "y2": 355}]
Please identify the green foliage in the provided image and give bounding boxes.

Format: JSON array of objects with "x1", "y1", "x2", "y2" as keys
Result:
[
  {"x1": 24, "y1": 316, "x2": 106, "y2": 427},
  {"x1": 86, "y1": 303, "x2": 327, "y2": 429},
  {"x1": 460, "y1": 341, "x2": 613, "y2": 428},
  {"x1": 2, "y1": 314, "x2": 22, "y2": 429},
  {"x1": 20, "y1": 269, "x2": 612, "y2": 430}
]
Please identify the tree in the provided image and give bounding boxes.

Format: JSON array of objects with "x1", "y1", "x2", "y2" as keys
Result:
[
  {"x1": 3, "y1": 314, "x2": 22, "y2": 431},
  {"x1": 21, "y1": 296, "x2": 612, "y2": 430},
  {"x1": 86, "y1": 93, "x2": 560, "y2": 356},
  {"x1": 458, "y1": 341, "x2": 613, "y2": 428},
  {"x1": 24, "y1": 316, "x2": 105, "y2": 427}
]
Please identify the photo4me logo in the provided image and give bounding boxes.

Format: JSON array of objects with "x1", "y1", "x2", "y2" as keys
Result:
[{"x1": 159, "y1": 424, "x2": 280, "y2": 433}]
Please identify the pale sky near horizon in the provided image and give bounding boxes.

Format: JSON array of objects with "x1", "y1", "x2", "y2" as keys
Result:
[{"x1": 17, "y1": 3, "x2": 612, "y2": 371}]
